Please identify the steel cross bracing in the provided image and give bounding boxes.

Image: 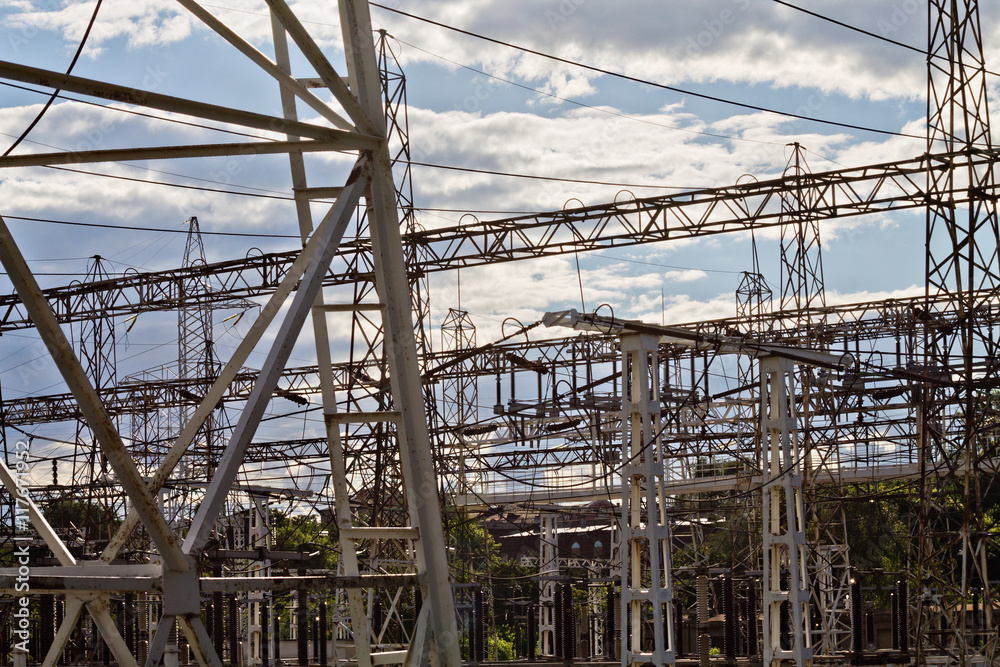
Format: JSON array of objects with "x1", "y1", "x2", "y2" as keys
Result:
[
  {"x1": 6, "y1": 287, "x2": 993, "y2": 427},
  {"x1": 0, "y1": 5, "x2": 996, "y2": 667},
  {"x1": 917, "y1": 1, "x2": 1000, "y2": 663},
  {"x1": 775, "y1": 142, "x2": 855, "y2": 658},
  {"x1": 0, "y1": 151, "x2": 986, "y2": 333},
  {"x1": 0, "y1": 2, "x2": 460, "y2": 667},
  {"x1": 4, "y1": 285, "x2": 993, "y2": 516},
  {"x1": 4, "y1": 284, "x2": 990, "y2": 529},
  {"x1": 760, "y1": 357, "x2": 812, "y2": 667},
  {"x1": 620, "y1": 333, "x2": 676, "y2": 667}
]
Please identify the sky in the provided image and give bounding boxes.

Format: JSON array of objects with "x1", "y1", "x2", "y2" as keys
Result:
[{"x1": 0, "y1": 0, "x2": 995, "y2": 488}]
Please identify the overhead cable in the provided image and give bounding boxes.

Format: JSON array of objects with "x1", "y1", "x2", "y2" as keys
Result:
[
  {"x1": 3, "y1": 0, "x2": 104, "y2": 156},
  {"x1": 370, "y1": 2, "x2": 925, "y2": 140}
]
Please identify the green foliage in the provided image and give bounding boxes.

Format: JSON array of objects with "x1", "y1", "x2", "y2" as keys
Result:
[
  {"x1": 270, "y1": 510, "x2": 337, "y2": 570},
  {"x1": 444, "y1": 508, "x2": 500, "y2": 582},
  {"x1": 838, "y1": 482, "x2": 909, "y2": 572},
  {"x1": 490, "y1": 624, "x2": 516, "y2": 661}
]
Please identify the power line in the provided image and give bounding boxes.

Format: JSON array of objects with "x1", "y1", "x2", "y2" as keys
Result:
[
  {"x1": 392, "y1": 37, "x2": 783, "y2": 148},
  {"x1": 3, "y1": 214, "x2": 301, "y2": 239},
  {"x1": 370, "y1": 3, "x2": 925, "y2": 141},
  {"x1": 768, "y1": 0, "x2": 925, "y2": 55},
  {"x1": 768, "y1": 0, "x2": 1000, "y2": 79},
  {"x1": 408, "y1": 160, "x2": 694, "y2": 190},
  {"x1": 1, "y1": 89, "x2": 702, "y2": 195},
  {"x1": 45, "y1": 165, "x2": 298, "y2": 201},
  {"x1": 3, "y1": 0, "x2": 103, "y2": 156}
]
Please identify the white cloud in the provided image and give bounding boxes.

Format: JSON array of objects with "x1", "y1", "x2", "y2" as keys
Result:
[
  {"x1": 663, "y1": 269, "x2": 707, "y2": 282},
  {"x1": 371, "y1": 0, "x2": 935, "y2": 102}
]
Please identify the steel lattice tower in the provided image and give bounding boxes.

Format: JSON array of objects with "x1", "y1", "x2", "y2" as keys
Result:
[
  {"x1": 441, "y1": 308, "x2": 478, "y2": 495},
  {"x1": 917, "y1": 0, "x2": 1000, "y2": 662},
  {"x1": 177, "y1": 216, "x2": 221, "y2": 477},
  {"x1": 72, "y1": 255, "x2": 121, "y2": 548},
  {"x1": 778, "y1": 143, "x2": 825, "y2": 322}
]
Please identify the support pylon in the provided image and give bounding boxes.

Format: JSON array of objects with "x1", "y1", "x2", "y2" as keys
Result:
[
  {"x1": 620, "y1": 332, "x2": 675, "y2": 667},
  {"x1": 918, "y1": 1, "x2": 1000, "y2": 663},
  {"x1": 760, "y1": 356, "x2": 812, "y2": 667}
]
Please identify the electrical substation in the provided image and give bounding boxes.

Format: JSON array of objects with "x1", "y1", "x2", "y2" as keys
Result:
[{"x1": 0, "y1": 1, "x2": 998, "y2": 666}]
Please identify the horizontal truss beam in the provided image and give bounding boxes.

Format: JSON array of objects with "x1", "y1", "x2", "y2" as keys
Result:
[{"x1": 0, "y1": 151, "x2": 983, "y2": 332}]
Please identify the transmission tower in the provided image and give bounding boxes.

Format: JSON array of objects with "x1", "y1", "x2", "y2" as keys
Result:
[
  {"x1": 441, "y1": 308, "x2": 478, "y2": 495},
  {"x1": 779, "y1": 143, "x2": 825, "y2": 322},
  {"x1": 918, "y1": 1, "x2": 1000, "y2": 662},
  {"x1": 72, "y1": 255, "x2": 120, "y2": 549}
]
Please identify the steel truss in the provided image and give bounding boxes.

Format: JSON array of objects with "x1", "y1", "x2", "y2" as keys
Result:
[
  {"x1": 0, "y1": 150, "x2": 991, "y2": 333},
  {"x1": 0, "y1": 2, "x2": 459, "y2": 666},
  {"x1": 917, "y1": 1, "x2": 1000, "y2": 664},
  {"x1": 0, "y1": 2, "x2": 995, "y2": 665}
]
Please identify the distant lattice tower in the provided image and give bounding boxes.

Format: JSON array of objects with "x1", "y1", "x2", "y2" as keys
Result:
[
  {"x1": 441, "y1": 307, "x2": 478, "y2": 495},
  {"x1": 778, "y1": 143, "x2": 825, "y2": 330},
  {"x1": 176, "y1": 216, "x2": 221, "y2": 476}
]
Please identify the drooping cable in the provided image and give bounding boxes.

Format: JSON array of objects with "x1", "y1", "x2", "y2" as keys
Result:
[
  {"x1": 4, "y1": 0, "x2": 104, "y2": 156},
  {"x1": 370, "y1": 2, "x2": 924, "y2": 140}
]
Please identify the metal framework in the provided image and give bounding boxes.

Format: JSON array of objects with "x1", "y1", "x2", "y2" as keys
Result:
[
  {"x1": 0, "y1": 2, "x2": 459, "y2": 666},
  {"x1": 619, "y1": 332, "x2": 675, "y2": 667},
  {"x1": 917, "y1": 0, "x2": 1000, "y2": 663},
  {"x1": 0, "y1": 2, "x2": 997, "y2": 666}
]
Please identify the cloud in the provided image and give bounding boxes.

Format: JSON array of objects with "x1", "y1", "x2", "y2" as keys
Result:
[
  {"x1": 372, "y1": 0, "x2": 936, "y2": 103},
  {"x1": 0, "y1": 0, "x2": 957, "y2": 423},
  {"x1": 4, "y1": 0, "x2": 192, "y2": 52},
  {"x1": 663, "y1": 269, "x2": 708, "y2": 282},
  {"x1": 3, "y1": 1, "x2": 948, "y2": 102}
]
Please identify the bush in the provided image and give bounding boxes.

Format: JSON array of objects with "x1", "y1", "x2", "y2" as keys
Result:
[{"x1": 489, "y1": 634, "x2": 515, "y2": 661}]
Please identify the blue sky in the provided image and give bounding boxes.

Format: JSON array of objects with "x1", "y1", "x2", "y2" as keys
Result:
[{"x1": 0, "y1": 0, "x2": 994, "y2": 482}]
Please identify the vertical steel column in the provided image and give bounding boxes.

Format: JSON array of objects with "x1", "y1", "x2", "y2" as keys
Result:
[
  {"x1": 697, "y1": 573, "x2": 709, "y2": 667},
  {"x1": 538, "y1": 513, "x2": 557, "y2": 656},
  {"x1": 606, "y1": 586, "x2": 616, "y2": 660},
  {"x1": 273, "y1": 603, "x2": 281, "y2": 664},
  {"x1": 41, "y1": 595, "x2": 54, "y2": 655},
  {"x1": 442, "y1": 308, "x2": 479, "y2": 498},
  {"x1": 214, "y1": 559, "x2": 225, "y2": 660},
  {"x1": 897, "y1": 579, "x2": 908, "y2": 655},
  {"x1": 850, "y1": 578, "x2": 862, "y2": 655},
  {"x1": 921, "y1": 1, "x2": 1000, "y2": 662},
  {"x1": 760, "y1": 356, "x2": 811, "y2": 667},
  {"x1": 554, "y1": 585, "x2": 564, "y2": 659},
  {"x1": 747, "y1": 582, "x2": 757, "y2": 658},
  {"x1": 298, "y1": 559, "x2": 308, "y2": 666},
  {"x1": 345, "y1": 4, "x2": 450, "y2": 652},
  {"x1": 248, "y1": 493, "x2": 270, "y2": 665},
  {"x1": 527, "y1": 603, "x2": 536, "y2": 661},
  {"x1": 562, "y1": 581, "x2": 575, "y2": 660},
  {"x1": 724, "y1": 575, "x2": 736, "y2": 664},
  {"x1": 620, "y1": 332, "x2": 675, "y2": 667},
  {"x1": 265, "y1": 9, "x2": 374, "y2": 663},
  {"x1": 228, "y1": 596, "x2": 239, "y2": 667},
  {"x1": 125, "y1": 594, "x2": 135, "y2": 656},
  {"x1": 473, "y1": 587, "x2": 485, "y2": 662},
  {"x1": 320, "y1": 600, "x2": 328, "y2": 667},
  {"x1": 261, "y1": 600, "x2": 270, "y2": 667},
  {"x1": 588, "y1": 578, "x2": 604, "y2": 659}
]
